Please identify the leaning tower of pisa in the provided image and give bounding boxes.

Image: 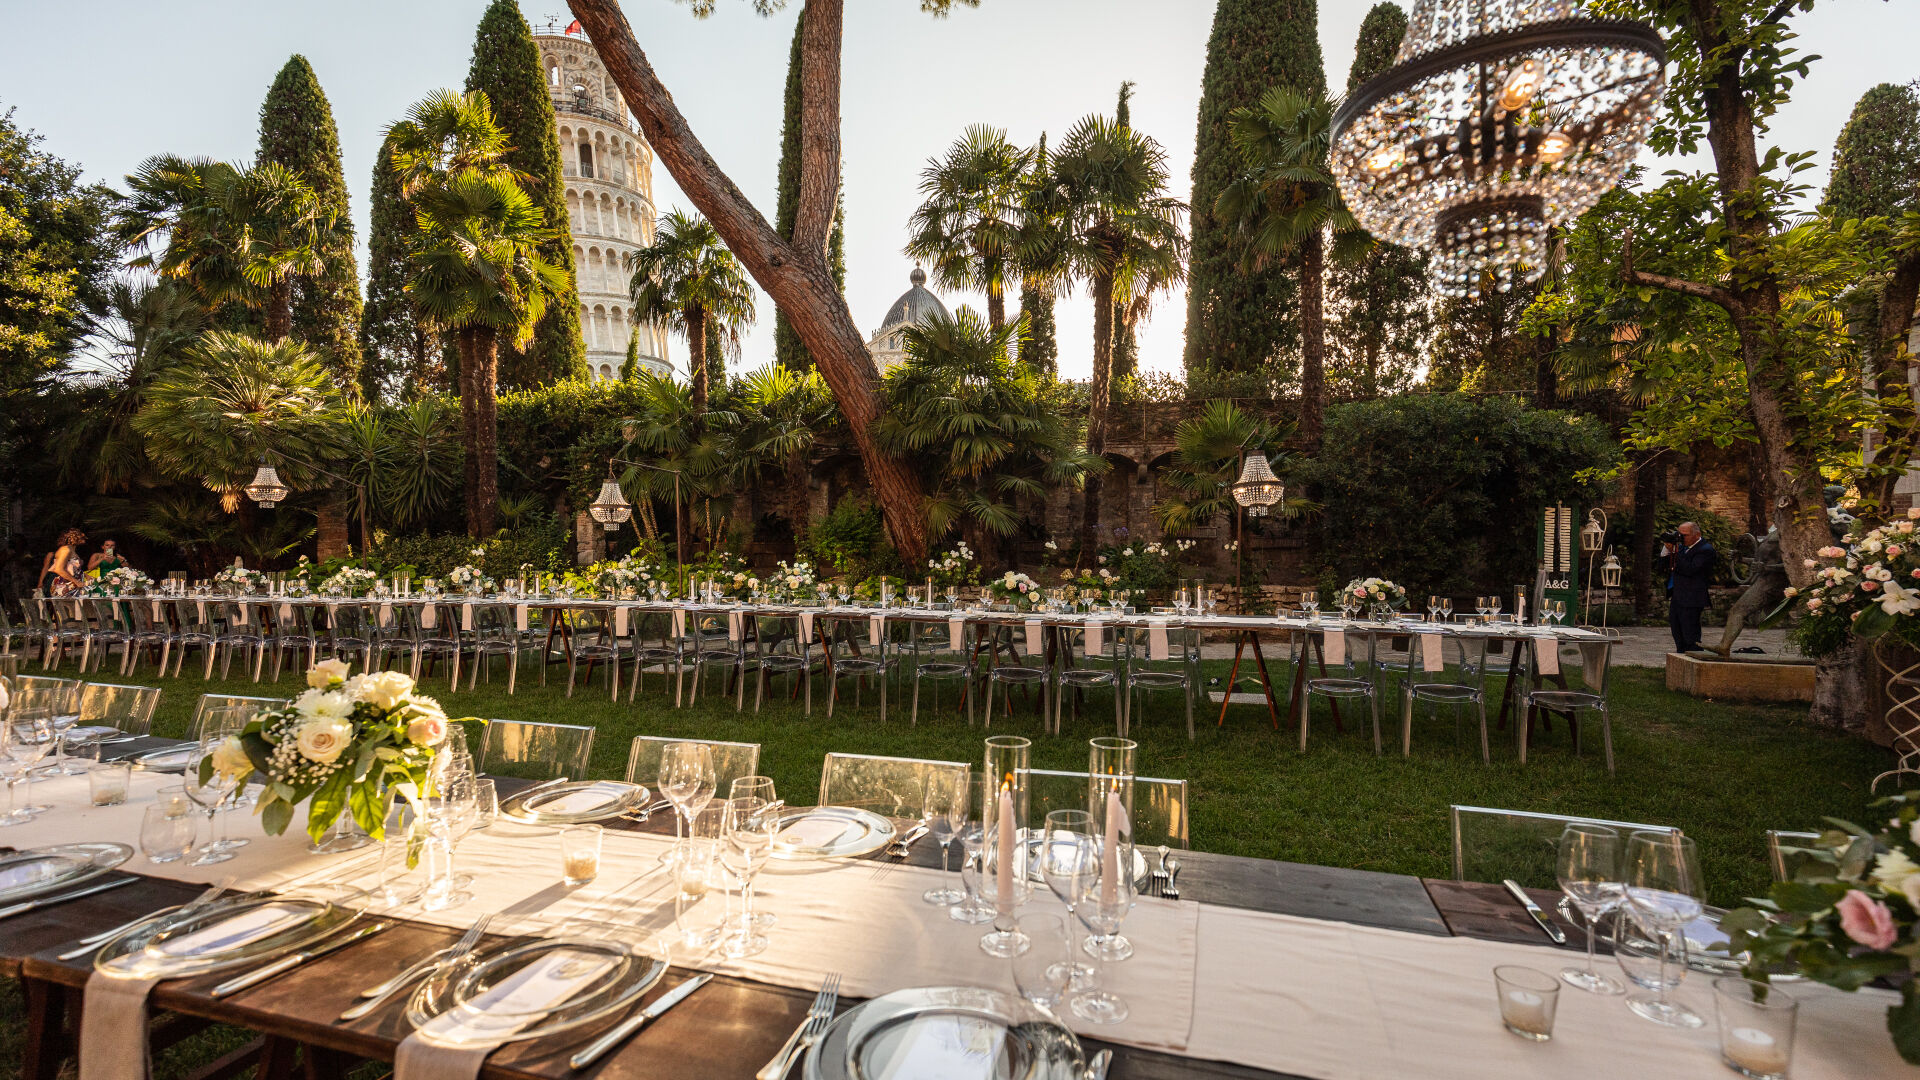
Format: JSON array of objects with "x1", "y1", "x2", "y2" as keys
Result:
[{"x1": 535, "y1": 18, "x2": 671, "y2": 381}]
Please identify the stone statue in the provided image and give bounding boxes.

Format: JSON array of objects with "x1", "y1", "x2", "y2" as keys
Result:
[{"x1": 1715, "y1": 528, "x2": 1786, "y2": 657}]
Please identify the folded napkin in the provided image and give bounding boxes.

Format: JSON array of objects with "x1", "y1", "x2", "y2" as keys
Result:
[
  {"x1": 421, "y1": 605, "x2": 437, "y2": 629},
  {"x1": 80, "y1": 971, "x2": 160, "y2": 1080},
  {"x1": 1420, "y1": 632, "x2": 1444, "y2": 672},
  {"x1": 397, "y1": 949, "x2": 617, "y2": 1080},
  {"x1": 279, "y1": 603, "x2": 293, "y2": 622},
  {"x1": 1579, "y1": 641, "x2": 1607, "y2": 687},
  {"x1": 779, "y1": 815, "x2": 861, "y2": 850},
  {"x1": 536, "y1": 782, "x2": 634, "y2": 815},
  {"x1": 1148, "y1": 619, "x2": 1171, "y2": 661},
  {"x1": 147, "y1": 904, "x2": 305, "y2": 957},
  {"x1": 195, "y1": 600, "x2": 207, "y2": 622},
  {"x1": 869, "y1": 614, "x2": 885, "y2": 644},
  {"x1": 234, "y1": 603, "x2": 249, "y2": 624},
  {"x1": 727, "y1": 610, "x2": 743, "y2": 642},
  {"x1": 1024, "y1": 619, "x2": 1043, "y2": 656},
  {"x1": 799, "y1": 611, "x2": 814, "y2": 642},
  {"x1": 150, "y1": 600, "x2": 163, "y2": 622},
  {"x1": 1084, "y1": 620, "x2": 1105, "y2": 657},
  {"x1": 1322, "y1": 629, "x2": 1346, "y2": 667},
  {"x1": 948, "y1": 616, "x2": 966, "y2": 652},
  {"x1": 380, "y1": 602, "x2": 394, "y2": 627},
  {"x1": 514, "y1": 604, "x2": 529, "y2": 632},
  {"x1": 1534, "y1": 637, "x2": 1560, "y2": 676},
  {"x1": 461, "y1": 603, "x2": 474, "y2": 632},
  {"x1": 671, "y1": 607, "x2": 686, "y2": 639},
  {"x1": 617, "y1": 606, "x2": 631, "y2": 637}
]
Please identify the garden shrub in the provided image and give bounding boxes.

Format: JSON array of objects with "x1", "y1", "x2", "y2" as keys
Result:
[
  {"x1": 1294, "y1": 395, "x2": 1618, "y2": 596},
  {"x1": 806, "y1": 497, "x2": 902, "y2": 581},
  {"x1": 369, "y1": 512, "x2": 569, "y2": 580}
]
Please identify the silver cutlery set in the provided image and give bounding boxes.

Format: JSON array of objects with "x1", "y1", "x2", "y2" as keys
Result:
[
  {"x1": 757, "y1": 972, "x2": 841, "y2": 1080},
  {"x1": 1147, "y1": 844, "x2": 1182, "y2": 899}
]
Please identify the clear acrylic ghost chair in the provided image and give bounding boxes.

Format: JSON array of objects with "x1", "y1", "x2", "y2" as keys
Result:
[
  {"x1": 1299, "y1": 626, "x2": 1385, "y2": 754},
  {"x1": 625, "y1": 735, "x2": 761, "y2": 796},
  {"x1": 1395, "y1": 629, "x2": 1491, "y2": 763},
  {"x1": 477, "y1": 719, "x2": 596, "y2": 782},
  {"x1": 817, "y1": 752, "x2": 970, "y2": 826},
  {"x1": 1522, "y1": 634, "x2": 1617, "y2": 772},
  {"x1": 824, "y1": 613, "x2": 895, "y2": 720},
  {"x1": 189, "y1": 693, "x2": 287, "y2": 741},
  {"x1": 1027, "y1": 768, "x2": 1190, "y2": 851},
  {"x1": 467, "y1": 602, "x2": 526, "y2": 693},
  {"x1": 1450, "y1": 804, "x2": 1681, "y2": 891},
  {"x1": 907, "y1": 616, "x2": 974, "y2": 727},
  {"x1": 1767, "y1": 830, "x2": 1825, "y2": 883},
  {"x1": 75, "y1": 682, "x2": 162, "y2": 739},
  {"x1": 1120, "y1": 623, "x2": 1201, "y2": 741},
  {"x1": 627, "y1": 608, "x2": 686, "y2": 704},
  {"x1": 122, "y1": 598, "x2": 177, "y2": 677},
  {"x1": 81, "y1": 599, "x2": 131, "y2": 674},
  {"x1": 753, "y1": 613, "x2": 819, "y2": 715},
  {"x1": 211, "y1": 600, "x2": 268, "y2": 681}
]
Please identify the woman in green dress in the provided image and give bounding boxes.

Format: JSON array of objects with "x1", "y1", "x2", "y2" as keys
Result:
[{"x1": 86, "y1": 538, "x2": 127, "y2": 576}]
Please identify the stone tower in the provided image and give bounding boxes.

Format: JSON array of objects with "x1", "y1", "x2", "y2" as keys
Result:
[{"x1": 534, "y1": 18, "x2": 670, "y2": 381}]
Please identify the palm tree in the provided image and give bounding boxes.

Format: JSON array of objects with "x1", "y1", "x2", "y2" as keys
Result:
[
  {"x1": 905, "y1": 125, "x2": 1030, "y2": 332},
  {"x1": 727, "y1": 365, "x2": 836, "y2": 542},
  {"x1": 1217, "y1": 87, "x2": 1372, "y2": 450},
  {"x1": 627, "y1": 209, "x2": 756, "y2": 414},
  {"x1": 132, "y1": 331, "x2": 344, "y2": 508},
  {"x1": 119, "y1": 156, "x2": 334, "y2": 341},
  {"x1": 1152, "y1": 400, "x2": 1305, "y2": 534},
  {"x1": 616, "y1": 370, "x2": 734, "y2": 558},
  {"x1": 387, "y1": 90, "x2": 568, "y2": 537},
  {"x1": 1045, "y1": 111, "x2": 1187, "y2": 549},
  {"x1": 53, "y1": 279, "x2": 207, "y2": 493},
  {"x1": 876, "y1": 307, "x2": 1100, "y2": 549}
]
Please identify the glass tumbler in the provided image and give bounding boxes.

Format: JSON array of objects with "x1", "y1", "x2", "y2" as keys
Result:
[{"x1": 1714, "y1": 977, "x2": 1797, "y2": 1079}]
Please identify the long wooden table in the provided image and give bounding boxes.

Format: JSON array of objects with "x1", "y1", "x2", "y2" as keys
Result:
[{"x1": 3, "y1": 771, "x2": 1588, "y2": 1080}]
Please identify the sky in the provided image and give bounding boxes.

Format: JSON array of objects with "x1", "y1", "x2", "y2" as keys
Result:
[{"x1": 2, "y1": 0, "x2": 1915, "y2": 380}]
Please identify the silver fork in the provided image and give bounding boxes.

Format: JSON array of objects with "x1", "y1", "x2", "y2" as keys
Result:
[
  {"x1": 339, "y1": 912, "x2": 492, "y2": 1021},
  {"x1": 755, "y1": 972, "x2": 840, "y2": 1080}
]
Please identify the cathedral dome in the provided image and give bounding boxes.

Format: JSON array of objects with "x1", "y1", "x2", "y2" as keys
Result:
[{"x1": 880, "y1": 265, "x2": 949, "y2": 330}]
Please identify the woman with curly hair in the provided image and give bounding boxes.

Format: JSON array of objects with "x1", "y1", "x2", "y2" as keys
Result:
[{"x1": 39, "y1": 529, "x2": 86, "y2": 596}]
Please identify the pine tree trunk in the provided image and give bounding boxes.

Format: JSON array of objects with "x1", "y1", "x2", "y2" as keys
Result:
[
  {"x1": 1081, "y1": 268, "x2": 1116, "y2": 552},
  {"x1": 1299, "y1": 230, "x2": 1326, "y2": 449},
  {"x1": 267, "y1": 279, "x2": 293, "y2": 343},
  {"x1": 568, "y1": 0, "x2": 931, "y2": 566}
]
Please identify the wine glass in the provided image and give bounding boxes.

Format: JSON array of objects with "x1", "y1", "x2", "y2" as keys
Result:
[
  {"x1": 836, "y1": 583, "x2": 851, "y2": 606},
  {"x1": 658, "y1": 742, "x2": 717, "y2": 860},
  {"x1": 1040, "y1": 810, "x2": 1098, "y2": 989},
  {"x1": 1013, "y1": 914, "x2": 1074, "y2": 1011},
  {"x1": 1486, "y1": 596, "x2": 1502, "y2": 621},
  {"x1": 949, "y1": 775, "x2": 996, "y2": 925},
  {"x1": 183, "y1": 738, "x2": 246, "y2": 864},
  {"x1": 922, "y1": 769, "x2": 968, "y2": 906},
  {"x1": 1624, "y1": 832, "x2": 1705, "y2": 1027},
  {"x1": 730, "y1": 777, "x2": 779, "y2": 929},
  {"x1": 419, "y1": 792, "x2": 477, "y2": 911},
  {"x1": 1440, "y1": 597, "x2": 1453, "y2": 621},
  {"x1": 944, "y1": 586, "x2": 959, "y2": 609},
  {"x1": 1557, "y1": 824, "x2": 1625, "y2": 994},
  {"x1": 0, "y1": 715, "x2": 55, "y2": 826},
  {"x1": 718, "y1": 796, "x2": 777, "y2": 958},
  {"x1": 1069, "y1": 861, "x2": 1131, "y2": 1024},
  {"x1": 1428, "y1": 595, "x2": 1442, "y2": 621}
]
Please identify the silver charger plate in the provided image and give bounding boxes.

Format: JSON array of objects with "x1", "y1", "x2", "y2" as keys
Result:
[
  {"x1": 804, "y1": 986, "x2": 1085, "y2": 1080},
  {"x1": 772, "y1": 806, "x2": 897, "y2": 860},
  {"x1": 501, "y1": 780, "x2": 645, "y2": 825},
  {"x1": 0, "y1": 842, "x2": 132, "y2": 904},
  {"x1": 1023, "y1": 831, "x2": 1148, "y2": 889},
  {"x1": 1556, "y1": 898, "x2": 1789, "y2": 979},
  {"x1": 130, "y1": 744, "x2": 196, "y2": 773},
  {"x1": 95, "y1": 883, "x2": 365, "y2": 980},
  {"x1": 405, "y1": 935, "x2": 667, "y2": 1046}
]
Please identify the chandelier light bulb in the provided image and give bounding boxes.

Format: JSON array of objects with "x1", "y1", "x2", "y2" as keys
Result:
[
  {"x1": 1365, "y1": 145, "x2": 1406, "y2": 174},
  {"x1": 1536, "y1": 131, "x2": 1573, "y2": 163},
  {"x1": 1499, "y1": 59, "x2": 1546, "y2": 112}
]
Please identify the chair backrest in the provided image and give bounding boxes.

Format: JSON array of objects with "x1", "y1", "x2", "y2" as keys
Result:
[
  {"x1": 1054, "y1": 623, "x2": 1124, "y2": 666},
  {"x1": 478, "y1": 718, "x2": 596, "y2": 781},
  {"x1": 1028, "y1": 768, "x2": 1190, "y2": 850},
  {"x1": 625, "y1": 735, "x2": 761, "y2": 794},
  {"x1": 1118, "y1": 624, "x2": 1200, "y2": 673},
  {"x1": 189, "y1": 694, "x2": 286, "y2": 740},
  {"x1": 11, "y1": 675, "x2": 80, "y2": 715},
  {"x1": 1767, "y1": 829, "x2": 1826, "y2": 883},
  {"x1": 76, "y1": 682, "x2": 163, "y2": 736},
  {"x1": 1451, "y1": 804, "x2": 1681, "y2": 889},
  {"x1": 817, "y1": 752, "x2": 970, "y2": 824}
]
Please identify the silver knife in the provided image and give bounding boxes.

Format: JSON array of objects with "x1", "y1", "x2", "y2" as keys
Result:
[
  {"x1": 568, "y1": 972, "x2": 711, "y2": 1069},
  {"x1": 212, "y1": 921, "x2": 391, "y2": 997},
  {"x1": 0, "y1": 877, "x2": 136, "y2": 920},
  {"x1": 1503, "y1": 879, "x2": 1567, "y2": 944}
]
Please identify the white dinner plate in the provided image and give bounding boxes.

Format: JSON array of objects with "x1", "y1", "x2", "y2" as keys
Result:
[
  {"x1": 771, "y1": 806, "x2": 897, "y2": 860},
  {"x1": 805, "y1": 986, "x2": 1084, "y2": 1080}
]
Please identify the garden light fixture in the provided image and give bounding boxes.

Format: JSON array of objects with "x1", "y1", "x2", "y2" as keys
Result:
[
  {"x1": 243, "y1": 460, "x2": 290, "y2": 508},
  {"x1": 1230, "y1": 454, "x2": 1285, "y2": 518},
  {"x1": 589, "y1": 471, "x2": 633, "y2": 531},
  {"x1": 1331, "y1": 0, "x2": 1666, "y2": 299}
]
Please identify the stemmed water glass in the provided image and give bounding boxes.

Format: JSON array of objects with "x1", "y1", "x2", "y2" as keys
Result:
[
  {"x1": 1068, "y1": 838, "x2": 1131, "y2": 1025},
  {"x1": 184, "y1": 738, "x2": 247, "y2": 865},
  {"x1": 1013, "y1": 914, "x2": 1074, "y2": 1012},
  {"x1": 1299, "y1": 590, "x2": 1319, "y2": 618},
  {"x1": 949, "y1": 775, "x2": 996, "y2": 925},
  {"x1": 0, "y1": 713, "x2": 55, "y2": 826},
  {"x1": 1486, "y1": 596, "x2": 1503, "y2": 621},
  {"x1": 658, "y1": 742, "x2": 717, "y2": 862},
  {"x1": 731, "y1": 776, "x2": 779, "y2": 929},
  {"x1": 1624, "y1": 832, "x2": 1705, "y2": 1027},
  {"x1": 1427, "y1": 595, "x2": 1442, "y2": 621},
  {"x1": 922, "y1": 769, "x2": 968, "y2": 906},
  {"x1": 718, "y1": 795, "x2": 777, "y2": 958},
  {"x1": 420, "y1": 788, "x2": 479, "y2": 911},
  {"x1": 1040, "y1": 809, "x2": 1097, "y2": 989},
  {"x1": 1557, "y1": 824, "x2": 1625, "y2": 994},
  {"x1": 1440, "y1": 597, "x2": 1452, "y2": 621}
]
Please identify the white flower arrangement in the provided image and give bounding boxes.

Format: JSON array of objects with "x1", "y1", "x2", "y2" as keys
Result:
[
  {"x1": 213, "y1": 564, "x2": 263, "y2": 593},
  {"x1": 84, "y1": 566, "x2": 153, "y2": 596},
  {"x1": 773, "y1": 559, "x2": 817, "y2": 593},
  {"x1": 1798, "y1": 512, "x2": 1920, "y2": 638},
  {"x1": 984, "y1": 570, "x2": 1042, "y2": 609},
  {"x1": 447, "y1": 563, "x2": 497, "y2": 594},
  {"x1": 318, "y1": 566, "x2": 380, "y2": 597},
  {"x1": 200, "y1": 661, "x2": 481, "y2": 845},
  {"x1": 1342, "y1": 576, "x2": 1408, "y2": 610},
  {"x1": 927, "y1": 542, "x2": 978, "y2": 587}
]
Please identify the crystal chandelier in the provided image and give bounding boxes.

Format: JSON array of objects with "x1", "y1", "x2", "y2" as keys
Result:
[
  {"x1": 1230, "y1": 454, "x2": 1285, "y2": 518},
  {"x1": 1331, "y1": 0, "x2": 1666, "y2": 298},
  {"x1": 243, "y1": 461, "x2": 290, "y2": 508},
  {"x1": 588, "y1": 476, "x2": 632, "y2": 532}
]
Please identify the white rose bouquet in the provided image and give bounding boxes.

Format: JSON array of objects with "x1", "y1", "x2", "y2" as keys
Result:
[
  {"x1": 83, "y1": 567, "x2": 154, "y2": 596},
  {"x1": 984, "y1": 570, "x2": 1042, "y2": 609},
  {"x1": 928, "y1": 542, "x2": 979, "y2": 588},
  {"x1": 773, "y1": 559, "x2": 816, "y2": 596},
  {"x1": 198, "y1": 660, "x2": 482, "y2": 847},
  {"x1": 213, "y1": 564, "x2": 263, "y2": 593},
  {"x1": 319, "y1": 566, "x2": 380, "y2": 597},
  {"x1": 447, "y1": 563, "x2": 497, "y2": 595},
  {"x1": 1342, "y1": 576, "x2": 1407, "y2": 610}
]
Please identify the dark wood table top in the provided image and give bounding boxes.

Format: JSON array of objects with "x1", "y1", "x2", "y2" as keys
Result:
[{"x1": 4, "y1": 772, "x2": 1570, "y2": 1079}]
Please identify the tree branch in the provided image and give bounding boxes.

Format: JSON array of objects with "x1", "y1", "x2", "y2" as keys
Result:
[
  {"x1": 791, "y1": 0, "x2": 842, "y2": 262},
  {"x1": 1620, "y1": 230, "x2": 1739, "y2": 311}
]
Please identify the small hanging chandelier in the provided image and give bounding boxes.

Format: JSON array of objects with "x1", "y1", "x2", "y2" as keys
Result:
[
  {"x1": 1331, "y1": 0, "x2": 1666, "y2": 299},
  {"x1": 243, "y1": 460, "x2": 290, "y2": 508},
  {"x1": 588, "y1": 473, "x2": 632, "y2": 532},
  {"x1": 1230, "y1": 454, "x2": 1285, "y2": 518}
]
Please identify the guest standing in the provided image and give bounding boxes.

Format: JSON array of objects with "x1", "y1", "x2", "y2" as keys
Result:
[
  {"x1": 1664, "y1": 521, "x2": 1715, "y2": 653},
  {"x1": 39, "y1": 529, "x2": 87, "y2": 595}
]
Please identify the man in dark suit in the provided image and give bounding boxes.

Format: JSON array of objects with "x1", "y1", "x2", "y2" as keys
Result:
[{"x1": 1665, "y1": 521, "x2": 1716, "y2": 653}]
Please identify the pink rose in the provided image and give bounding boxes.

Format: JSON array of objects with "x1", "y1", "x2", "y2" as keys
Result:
[
  {"x1": 1890, "y1": 545, "x2": 1906, "y2": 557},
  {"x1": 1863, "y1": 580, "x2": 1880, "y2": 591},
  {"x1": 1836, "y1": 889, "x2": 1898, "y2": 950},
  {"x1": 405, "y1": 713, "x2": 448, "y2": 747}
]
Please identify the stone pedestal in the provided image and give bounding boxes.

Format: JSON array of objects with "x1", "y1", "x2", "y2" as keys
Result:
[{"x1": 1666, "y1": 652, "x2": 1815, "y2": 703}]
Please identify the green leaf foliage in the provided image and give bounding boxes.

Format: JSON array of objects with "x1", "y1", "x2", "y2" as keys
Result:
[
  {"x1": 1821, "y1": 81, "x2": 1920, "y2": 221},
  {"x1": 0, "y1": 108, "x2": 117, "y2": 398},
  {"x1": 1183, "y1": 0, "x2": 1325, "y2": 375},
  {"x1": 360, "y1": 134, "x2": 435, "y2": 399},
  {"x1": 1294, "y1": 395, "x2": 1618, "y2": 595},
  {"x1": 772, "y1": 8, "x2": 846, "y2": 372}
]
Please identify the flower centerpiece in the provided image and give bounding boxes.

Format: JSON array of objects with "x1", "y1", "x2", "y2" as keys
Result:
[
  {"x1": 1791, "y1": 510, "x2": 1920, "y2": 658},
  {"x1": 1342, "y1": 576, "x2": 1407, "y2": 612},
  {"x1": 772, "y1": 559, "x2": 816, "y2": 602},
  {"x1": 213, "y1": 563, "x2": 263, "y2": 595},
  {"x1": 1720, "y1": 791, "x2": 1920, "y2": 1062},
  {"x1": 447, "y1": 563, "x2": 497, "y2": 596},
  {"x1": 84, "y1": 566, "x2": 153, "y2": 596},
  {"x1": 984, "y1": 570, "x2": 1042, "y2": 610},
  {"x1": 590, "y1": 553, "x2": 659, "y2": 598},
  {"x1": 928, "y1": 542, "x2": 979, "y2": 588},
  {"x1": 319, "y1": 565, "x2": 380, "y2": 597},
  {"x1": 200, "y1": 660, "x2": 482, "y2": 846}
]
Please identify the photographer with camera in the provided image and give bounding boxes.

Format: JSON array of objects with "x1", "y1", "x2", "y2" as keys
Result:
[{"x1": 1663, "y1": 521, "x2": 1715, "y2": 653}]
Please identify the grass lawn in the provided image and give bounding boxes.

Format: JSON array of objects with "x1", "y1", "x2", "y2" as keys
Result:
[{"x1": 17, "y1": 649, "x2": 1893, "y2": 907}]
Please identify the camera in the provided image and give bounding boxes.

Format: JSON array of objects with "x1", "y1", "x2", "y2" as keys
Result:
[{"x1": 1656, "y1": 529, "x2": 1682, "y2": 546}]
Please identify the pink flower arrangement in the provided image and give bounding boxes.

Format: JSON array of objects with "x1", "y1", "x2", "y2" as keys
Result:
[{"x1": 1836, "y1": 890, "x2": 1898, "y2": 950}]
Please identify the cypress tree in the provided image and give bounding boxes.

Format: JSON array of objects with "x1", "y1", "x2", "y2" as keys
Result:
[
  {"x1": 1016, "y1": 133, "x2": 1059, "y2": 376},
  {"x1": 360, "y1": 134, "x2": 437, "y2": 398},
  {"x1": 774, "y1": 9, "x2": 845, "y2": 372},
  {"x1": 1821, "y1": 82, "x2": 1920, "y2": 221},
  {"x1": 1183, "y1": 0, "x2": 1324, "y2": 377},
  {"x1": 466, "y1": 0, "x2": 584, "y2": 388},
  {"x1": 256, "y1": 54, "x2": 363, "y2": 383},
  {"x1": 1327, "y1": 3, "x2": 1429, "y2": 400}
]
